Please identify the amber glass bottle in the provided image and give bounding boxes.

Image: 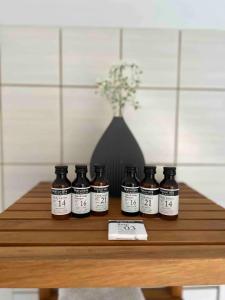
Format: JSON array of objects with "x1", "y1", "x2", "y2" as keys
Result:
[
  {"x1": 91, "y1": 165, "x2": 109, "y2": 216},
  {"x1": 121, "y1": 166, "x2": 140, "y2": 216},
  {"x1": 159, "y1": 167, "x2": 179, "y2": 220},
  {"x1": 72, "y1": 165, "x2": 91, "y2": 218},
  {"x1": 140, "y1": 166, "x2": 159, "y2": 218},
  {"x1": 51, "y1": 165, "x2": 71, "y2": 220}
]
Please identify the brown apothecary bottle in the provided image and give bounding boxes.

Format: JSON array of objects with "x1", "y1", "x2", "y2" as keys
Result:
[
  {"x1": 121, "y1": 165, "x2": 140, "y2": 216},
  {"x1": 51, "y1": 165, "x2": 71, "y2": 220},
  {"x1": 91, "y1": 165, "x2": 109, "y2": 216},
  {"x1": 72, "y1": 165, "x2": 91, "y2": 218},
  {"x1": 159, "y1": 167, "x2": 179, "y2": 220},
  {"x1": 140, "y1": 165, "x2": 159, "y2": 218}
]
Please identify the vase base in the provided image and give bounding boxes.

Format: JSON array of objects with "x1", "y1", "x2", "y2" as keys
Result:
[{"x1": 121, "y1": 210, "x2": 140, "y2": 217}]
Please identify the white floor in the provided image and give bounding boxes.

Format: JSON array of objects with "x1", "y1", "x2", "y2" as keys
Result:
[{"x1": 0, "y1": 286, "x2": 224, "y2": 300}]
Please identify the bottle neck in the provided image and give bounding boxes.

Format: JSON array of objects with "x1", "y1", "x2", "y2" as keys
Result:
[
  {"x1": 95, "y1": 171, "x2": 104, "y2": 179},
  {"x1": 56, "y1": 173, "x2": 67, "y2": 180},
  {"x1": 76, "y1": 172, "x2": 86, "y2": 179},
  {"x1": 164, "y1": 174, "x2": 175, "y2": 180},
  {"x1": 144, "y1": 173, "x2": 155, "y2": 180},
  {"x1": 127, "y1": 171, "x2": 136, "y2": 178}
]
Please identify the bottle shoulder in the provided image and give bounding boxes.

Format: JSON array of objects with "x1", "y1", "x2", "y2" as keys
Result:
[
  {"x1": 160, "y1": 179, "x2": 178, "y2": 189},
  {"x1": 52, "y1": 178, "x2": 71, "y2": 188},
  {"x1": 72, "y1": 176, "x2": 90, "y2": 187},
  {"x1": 140, "y1": 178, "x2": 159, "y2": 188},
  {"x1": 122, "y1": 177, "x2": 139, "y2": 187},
  {"x1": 91, "y1": 178, "x2": 109, "y2": 186}
]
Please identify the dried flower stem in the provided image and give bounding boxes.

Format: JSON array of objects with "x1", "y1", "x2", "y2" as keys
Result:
[{"x1": 97, "y1": 62, "x2": 142, "y2": 117}]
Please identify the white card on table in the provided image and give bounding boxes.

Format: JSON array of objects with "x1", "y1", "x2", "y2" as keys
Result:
[{"x1": 108, "y1": 220, "x2": 148, "y2": 240}]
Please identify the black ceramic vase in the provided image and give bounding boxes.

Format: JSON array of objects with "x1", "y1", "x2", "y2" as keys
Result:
[{"x1": 90, "y1": 116, "x2": 145, "y2": 196}]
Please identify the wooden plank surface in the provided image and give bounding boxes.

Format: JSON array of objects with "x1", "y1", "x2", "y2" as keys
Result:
[
  {"x1": 0, "y1": 182, "x2": 225, "y2": 287},
  {"x1": 1, "y1": 210, "x2": 225, "y2": 220},
  {"x1": 0, "y1": 230, "x2": 225, "y2": 246},
  {"x1": 0, "y1": 245, "x2": 225, "y2": 287},
  {"x1": 0, "y1": 219, "x2": 225, "y2": 231}
]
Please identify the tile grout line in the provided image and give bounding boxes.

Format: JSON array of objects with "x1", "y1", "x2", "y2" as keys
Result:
[
  {"x1": 1, "y1": 83, "x2": 96, "y2": 88},
  {"x1": 1, "y1": 162, "x2": 63, "y2": 166},
  {"x1": 59, "y1": 28, "x2": 63, "y2": 163},
  {"x1": 184, "y1": 286, "x2": 219, "y2": 290},
  {"x1": 1, "y1": 162, "x2": 225, "y2": 167},
  {"x1": 3, "y1": 83, "x2": 225, "y2": 93},
  {"x1": 174, "y1": 30, "x2": 182, "y2": 166},
  {"x1": 0, "y1": 47, "x2": 5, "y2": 211},
  {"x1": 119, "y1": 28, "x2": 123, "y2": 60},
  {"x1": 175, "y1": 163, "x2": 225, "y2": 167},
  {"x1": 216, "y1": 286, "x2": 220, "y2": 300},
  {"x1": 12, "y1": 291, "x2": 38, "y2": 295}
]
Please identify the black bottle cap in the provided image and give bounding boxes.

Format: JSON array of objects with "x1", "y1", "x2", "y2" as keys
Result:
[
  {"x1": 125, "y1": 165, "x2": 137, "y2": 172},
  {"x1": 144, "y1": 165, "x2": 156, "y2": 174},
  {"x1": 94, "y1": 164, "x2": 105, "y2": 172},
  {"x1": 55, "y1": 165, "x2": 68, "y2": 174},
  {"x1": 164, "y1": 167, "x2": 176, "y2": 176},
  {"x1": 75, "y1": 164, "x2": 87, "y2": 173}
]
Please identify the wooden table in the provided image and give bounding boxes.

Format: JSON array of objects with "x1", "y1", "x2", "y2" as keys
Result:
[{"x1": 0, "y1": 182, "x2": 225, "y2": 290}]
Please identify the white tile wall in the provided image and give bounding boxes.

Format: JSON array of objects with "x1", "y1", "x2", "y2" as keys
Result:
[
  {"x1": 124, "y1": 90, "x2": 176, "y2": 164},
  {"x1": 178, "y1": 91, "x2": 225, "y2": 164},
  {"x1": 13, "y1": 289, "x2": 38, "y2": 293},
  {"x1": 0, "y1": 289, "x2": 13, "y2": 299},
  {"x1": 123, "y1": 29, "x2": 178, "y2": 87},
  {"x1": 63, "y1": 28, "x2": 120, "y2": 85},
  {"x1": 219, "y1": 286, "x2": 225, "y2": 299},
  {"x1": 2, "y1": 87, "x2": 60, "y2": 163},
  {"x1": 0, "y1": 166, "x2": 2, "y2": 212},
  {"x1": 183, "y1": 287, "x2": 218, "y2": 300},
  {"x1": 1, "y1": 26, "x2": 225, "y2": 300},
  {"x1": 177, "y1": 166, "x2": 225, "y2": 208},
  {"x1": 1, "y1": 27, "x2": 59, "y2": 84},
  {"x1": 63, "y1": 88, "x2": 113, "y2": 163},
  {"x1": 181, "y1": 30, "x2": 225, "y2": 88},
  {"x1": 0, "y1": 289, "x2": 39, "y2": 300},
  {"x1": 3, "y1": 165, "x2": 55, "y2": 209},
  {"x1": 13, "y1": 293, "x2": 38, "y2": 300},
  {"x1": 0, "y1": 122, "x2": 2, "y2": 164}
]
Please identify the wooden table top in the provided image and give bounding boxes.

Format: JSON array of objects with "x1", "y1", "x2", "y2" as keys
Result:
[{"x1": 0, "y1": 182, "x2": 225, "y2": 288}]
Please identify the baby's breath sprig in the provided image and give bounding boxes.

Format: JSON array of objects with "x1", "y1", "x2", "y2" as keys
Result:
[{"x1": 97, "y1": 62, "x2": 142, "y2": 116}]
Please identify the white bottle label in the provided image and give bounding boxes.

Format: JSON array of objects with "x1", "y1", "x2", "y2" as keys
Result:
[
  {"x1": 121, "y1": 186, "x2": 139, "y2": 213},
  {"x1": 91, "y1": 185, "x2": 109, "y2": 212},
  {"x1": 51, "y1": 187, "x2": 71, "y2": 215},
  {"x1": 140, "y1": 187, "x2": 159, "y2": 214},
  {"x1": 159, "y1": 188, "x2": 179, "y2": 216},
  {"x1": 72, "y1": 187, "x2": 90, "y2": 214}
]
